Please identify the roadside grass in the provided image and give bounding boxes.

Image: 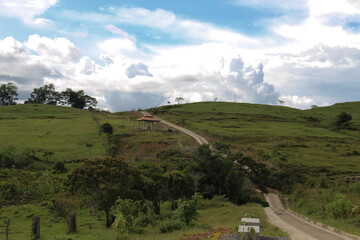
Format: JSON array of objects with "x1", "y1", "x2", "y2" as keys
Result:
[
  {"x1": 289, "y1": 186, "x2": 360, "y2": 236},
  {"x1": 0, "y1": 198, "x2": 285, "y2": 240}
]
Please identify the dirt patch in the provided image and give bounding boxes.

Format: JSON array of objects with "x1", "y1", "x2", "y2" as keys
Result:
[
  {"x1": 138, "y1": 141, "x2": 171, "y2": 156},
  {"x1": 180, "y1": 228, "x2": 233, "y2": 240}
]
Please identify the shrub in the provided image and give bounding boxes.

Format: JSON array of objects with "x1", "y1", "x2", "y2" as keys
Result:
[
  {"x1": 335, "y1": 112, "x2": 352, "y2": 127},
  {"x1": 328, "y1": 193, "x2": 353, "y2": 219},
  {"x1": 99, "y1": 123, "x2": 113, "y2": 135},
  {"x1": 175, "y1": 193, "x2": 202, "y2": 225},
  {"x1": 52, "y1": 161, "x2": 65, "y2": 173},
  {"x1": 158, "y1": 219, "x2": 183, "y2": 233}
]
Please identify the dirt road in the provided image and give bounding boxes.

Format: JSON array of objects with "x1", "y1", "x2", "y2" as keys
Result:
[
  {"x1": 265, "y1": 193, "x2": 350, "y2": 240},
  {"x1": 141, "y1": 111, "x2": 209, "y2": 145},
  {"x1": 142, "y1": 111, "x2": 356, "y2": 240}
]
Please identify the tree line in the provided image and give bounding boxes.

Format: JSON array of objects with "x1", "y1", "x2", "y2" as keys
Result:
[{"x1": 0, "y1": 82, "x2": 97, "y2": 109}]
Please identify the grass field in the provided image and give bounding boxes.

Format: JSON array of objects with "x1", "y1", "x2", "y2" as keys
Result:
[
  {"x1": 0, "y1": 198, "x2": 285, "y2": 240},
  {"x1": 152, "y1": 102, "x2": 360, "y2": 178},
  {"x1": 0, "y1": 105, "x2": 191, "y2": 164},
  {"x1": 0, "y1": 104, "x2": 105, "y2": 161}
]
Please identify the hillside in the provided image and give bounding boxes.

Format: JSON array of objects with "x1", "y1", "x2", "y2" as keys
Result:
[
  {"x1": 0, "y1": 103, "x2": 285, "y2": 239},
  {"x1": 150, "y1": 101, "x2": 360, "y2": 235},
  {"x1": 152, "y1": 101, "x2": 360, "y2": 178},
  {"x1": 0, "y1": 104, "x2": 193, "y2": 164}
]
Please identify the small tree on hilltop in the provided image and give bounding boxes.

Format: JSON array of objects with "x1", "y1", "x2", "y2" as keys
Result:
[
  {"x1": 0, "y1": 82, "x2": 18, "y2": 106},
  {"x1": 175, "y1": 97, "x2": 184, "y2": 104}
]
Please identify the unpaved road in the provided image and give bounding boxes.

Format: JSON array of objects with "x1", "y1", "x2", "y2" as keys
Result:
[
  {"x1": 265, "y1": 193, "x2": 350, "y2": 240},
  {"x1": 141, "y1": 111, "x2": 209, "y2": 145},
  {"x1": 142, "y1": 111, "x2": 354, "y2": 240}
]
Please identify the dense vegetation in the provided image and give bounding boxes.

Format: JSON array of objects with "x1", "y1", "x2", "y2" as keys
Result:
[
  {"x1": 2, "y1": 100, "x2": 360, "y2": 238},
  {"x1": 0, "y1": 103, "x2": 284, "y2": 239},
  {"x1": 151, "y1": 101, "x2": 360, "y2": 235}
]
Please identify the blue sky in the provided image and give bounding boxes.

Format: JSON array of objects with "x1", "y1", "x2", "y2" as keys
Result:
[{"x1": 1, "y1": 0, "x2": 360, "y2": 111}]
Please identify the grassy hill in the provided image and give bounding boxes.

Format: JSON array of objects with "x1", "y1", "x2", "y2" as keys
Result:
[
  {"x1": 152, "y1": 101, "x2": 360, "y2": 178},
  {"x1": 150, "y1": 101, "x2": 360, "y2": 235},
  {"x1": 0, "y1": 104, "x2": 192, "y2": 164},
  {"x1": 0, "y1": 104, "x2": 105, "y2": 161},
  {"x1": 0, "y1": 103, "x2": 285, "y2": 239}
]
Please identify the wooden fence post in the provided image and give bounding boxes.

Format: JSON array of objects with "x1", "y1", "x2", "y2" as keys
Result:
[
  {"x1": 31, "y1": 216, "x2": 40, "y2": 239},
  {"x1": 5, "y1": 218, "x2": 10, "y2": 240},
  {"x1": 67, "y1": 213, "x2": 77, "y2": 234}
]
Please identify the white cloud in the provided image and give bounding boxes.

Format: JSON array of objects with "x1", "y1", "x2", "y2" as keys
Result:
[
  {"x1": 76, "y1": 56, "x2": 96, "y2": 75},
  {"x1": 98, "y1": 38, "x2": 139, "y2": 57},
  {"x1": 233, "y1": 0, "x2": 306, "y2": 10},
  {"x1": 26, "y1": 34, "x2": 80, "y2": 64},
  {"x1": 104, "y1": 25, "x2": 136, "y2": 42},
  {"x1": 279, "y1": 95, "x2": 315, "y2": 109},
  {"x1": 0, "y1": 0, "x2": 57, "y2": 26},
  {"x1": 64, "y1": 7, "x2": 259, "y2": 46},
  {"x1": 126, "y1": 63, "x2": 153, "y2": 79}
]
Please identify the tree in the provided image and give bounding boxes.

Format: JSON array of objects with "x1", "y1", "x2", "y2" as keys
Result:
[
  {"x1": 48, "y1": 194, "x2": 79, "y2": 234},
  {"x1": 0, "y1": 82, "x2": 18, "y2": 106},
  {"x1": 174, "y1": 97, "x2": 184, "y2": 104},
  {"x1": 336, "y1": 112, "x2": 352, "y2": 127},
  {"x1": 26, "y1": 84, "x2": 60, "y2": 105},
  {"x1": 138, "y1": 164, "x2": 168, "y2": 214},
  {"x1": 67, "y1": 157, "x2": 142, "y2": 227},
  {"x1": 99, "y1": 123, "x2": 114, "y2": 135},
  {"x1": 164, "y1": 170, "x2": 194, "y2": 209},
  {"x1": 60, "y1": 88, "x2": 97, "y2": 109}
]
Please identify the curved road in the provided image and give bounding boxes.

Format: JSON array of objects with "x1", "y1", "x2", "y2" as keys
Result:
[
  {"x1": 141, "y1": 111, "x2": 209, "y2": 145},
  {"x1": 142, "y1": 111, "x2": 357, "y2": 240},
  {"x1": 265, "y1": 193, "x2": 351, "y2": 240}
]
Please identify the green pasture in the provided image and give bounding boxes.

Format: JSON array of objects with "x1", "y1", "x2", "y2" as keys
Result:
[
  {"x1": 0, "y1": 199, "x2": 285, "y2": 240},
  {"x1": 153, "y1": 101, "x2": 360, "y2": 176}
]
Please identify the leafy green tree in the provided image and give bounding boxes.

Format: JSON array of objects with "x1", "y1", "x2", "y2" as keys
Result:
[
  {"x1": 0, "y1": 82, "x2": 18, "y2": 106},
  {"x1": 194, "y1": 145, "x2": 232, "y2": 198},
  {"x1": 26, "y1": 84, "x2": 60, "y2": 105},
  {"x1": 60, "y1": 88, "x2": 97, "y2": 109},
  {"x1": 164, "y1": 170, "x2": 194, "y2": 209},
  {"x1": 67, "y1": 157, "x2": 142, "y2": 227},
  {"x1": 138, "y1": 164, "x2": 168, "y2": 214}
]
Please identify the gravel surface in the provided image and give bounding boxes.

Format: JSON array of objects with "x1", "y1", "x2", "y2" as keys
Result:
[{"x1": 219, "y1": 234, "x2": 291, "y2": 240}]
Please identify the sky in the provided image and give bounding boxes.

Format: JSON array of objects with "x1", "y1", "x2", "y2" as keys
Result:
[{"x1": 1, "y1": 0, "x2": 360, "y2": 111}]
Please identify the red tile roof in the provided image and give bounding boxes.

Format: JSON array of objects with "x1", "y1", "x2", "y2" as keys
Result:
[{"x1": 137, "y1": 114, "x2": 161, "y2": 122}]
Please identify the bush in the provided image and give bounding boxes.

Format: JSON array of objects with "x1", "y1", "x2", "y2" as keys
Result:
[
  {"x1": 335, "y1": 112, "x2": 352, "y2": 127},
  {"x1": 52, "y1": 161, "x2": 65, "y2": 173},
  {"x1": 158, "y1": 219, "x2": 183, "y2": 233},
  {"x1": 175, "y1": 193, "x2": 202, "y2": 225},
  {"x1": 133, "y1": 214, "x2": 156, "y2": 228},
  {"x1": 99, "y1": 123, "x2": 113, "y2": 135},
  {"x1": 328, "y1": 193, "x2": 353, "y2": 219}
]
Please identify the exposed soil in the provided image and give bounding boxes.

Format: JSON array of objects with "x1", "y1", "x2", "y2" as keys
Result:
[{"x1": 180, "y1": 228, "x2": 233, "y2": 240}]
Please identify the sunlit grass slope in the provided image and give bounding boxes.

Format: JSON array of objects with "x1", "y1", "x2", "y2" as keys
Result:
[
  {"x1": 152, "y1": 101, "x2": 360, "y2": 177},
  {"x1": 0, "y1": 104, "x2": 105, "y2": 161}
]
